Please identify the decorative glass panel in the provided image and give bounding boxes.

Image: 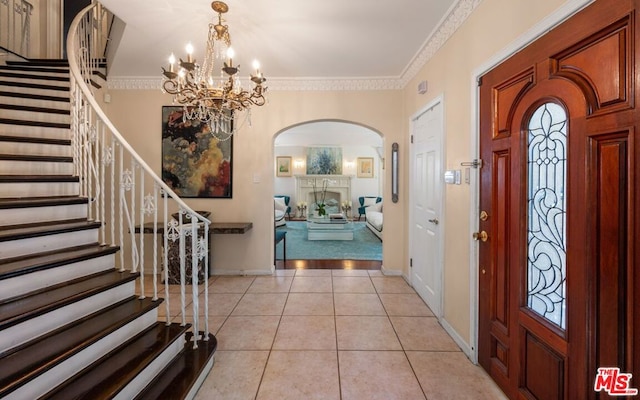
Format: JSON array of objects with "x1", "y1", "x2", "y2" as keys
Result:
[{"x1": 527, "y1": 102, "x2": 567, "y2": 329}]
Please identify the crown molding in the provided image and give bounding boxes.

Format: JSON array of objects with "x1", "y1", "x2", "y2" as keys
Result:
[
  {"x1": 106, "y1": 77, "x2": 402, "y2": 91},
  {"x1": 398, "y1": 0, "x2": 482, "y2": 88},
  {"x1": 107, "y1": 0, "x2": 481, "y2": 92}
]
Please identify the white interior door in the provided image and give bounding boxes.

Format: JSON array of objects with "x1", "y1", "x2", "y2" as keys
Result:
[{"x1": 410, "y1": 99, "x2": 443, "y2": 317}]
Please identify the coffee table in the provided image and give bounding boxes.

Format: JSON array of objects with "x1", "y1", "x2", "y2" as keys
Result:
[{"x1": 307, "y1": 215, "x2": 354, "y2": 240}]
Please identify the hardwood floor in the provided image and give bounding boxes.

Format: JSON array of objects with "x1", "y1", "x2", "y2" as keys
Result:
[{"x1": 275, "y1": 259, "x2": 381, "y2": 270}]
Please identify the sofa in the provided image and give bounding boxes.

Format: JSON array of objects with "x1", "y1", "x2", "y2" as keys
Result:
[{"x1": 364, "y1": 201, "x2": 383, "y2": 240}]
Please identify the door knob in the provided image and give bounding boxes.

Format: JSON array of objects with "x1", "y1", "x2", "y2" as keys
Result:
[
  {"x1": 473, "y1": 231, "x2": 488, "y2": 242},
  {"x1": 428, "y1": 218, "x2": 439, "y2": 225}
]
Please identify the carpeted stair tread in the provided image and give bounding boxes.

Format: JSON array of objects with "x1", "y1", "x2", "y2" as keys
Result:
[
  {"x1": 0, "y1": 296, "x2": 161, "y2": 397},
  {"x1": 135, "y1": 332, "x2": 217, "y2": 400},
  {"x1": 42, "y1": 322, "x2": 188, "y2": 400},
  {"x1": 0, "y1": 135, "x2": 71, "y2": 146},
  {"x1": 0, "y1": 195, "x2": 86, "y2": 209},
  {"x1": 0, "y1": 270, "x2": 139, "y2": 329},
  {"x1": 0, "y1": 219, "x2": 100, "y2": 242},
  {"x1": 0, "y1": 243, "x2": 117, "y2": 280}
]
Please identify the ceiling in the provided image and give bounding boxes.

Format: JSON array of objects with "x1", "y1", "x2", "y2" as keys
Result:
[{"x1": 100, "y1": 0, "x2": 457, "y2": 80}]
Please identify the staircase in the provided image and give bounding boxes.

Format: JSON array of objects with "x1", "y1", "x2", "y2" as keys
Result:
[{"x1": 0, "y1": 60, "x2": 216, "y2": 399}]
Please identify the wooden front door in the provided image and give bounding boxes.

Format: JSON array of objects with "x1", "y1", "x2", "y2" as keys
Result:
[{"x1": 478, "y1": 1, "x2": 639, "y2": 399}]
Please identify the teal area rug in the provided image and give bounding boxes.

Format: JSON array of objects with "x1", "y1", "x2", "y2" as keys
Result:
[{"x1": 275, "y1": 221, "x2": 382, "y2": 261}]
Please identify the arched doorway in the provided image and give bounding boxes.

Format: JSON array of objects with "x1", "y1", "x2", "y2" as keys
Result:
[{"x1": 273, "y1": 120, "x2": 384, "y2": 269}]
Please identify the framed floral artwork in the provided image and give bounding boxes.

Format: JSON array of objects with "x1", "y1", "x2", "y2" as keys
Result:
[
  {"x1": 306, "y1": 147, "x2": 342, "y2": 175},
  {"x1": 161, "y1": 106, "x2": 233, "y2": 198},
  {"x1": 276, "y1": 156, "x2": 292, "y2": 177},
  {"x1": 357, "y1": 157, "x2": 374, "y2": 178}
]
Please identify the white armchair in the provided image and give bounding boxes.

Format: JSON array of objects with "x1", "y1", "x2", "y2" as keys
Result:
[{"x1": 274, "y1": 197, "x2": 287, "y2": 227}]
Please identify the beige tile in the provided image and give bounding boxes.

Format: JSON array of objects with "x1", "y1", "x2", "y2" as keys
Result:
[
  {"x1": 273, "y1": 269, "x2": 296, "y2": 276},
  {"x1": 407, "y1": 351, "x2": 508, "y2": 399},
  {"x1": 247, "y1": 275, "x2": 293, "y2": 293},
  {"x1": 368, "y1": 270, "x2": 384, "y2": 277},
  {"x1": 216, "y1": 316, "x2": 280, "y2": 350},
  {"x1": 157, "y1": 297, "x2": 191, "y2": 318},
  {"x1": 272, "y1": 316, "x2": 336, "y2": 350},
  {"x1": 390, "y1": 316, "x2": 460, "y2": 351},
  {"x1": 334, "y1": 293, "x2": 386, "y2": 316},
  {"x1": 336, "y1": 316, "x2": 402, "y2": 350},
  {"x1": 290, "y1": 276, "x2": 333, "y2": 292},
  {"x1": 195, "y1": 350, "x2": 269, "y2": 400},
  {"x1": 283, "y1": 293, "x2": 335, "y2": 315},
  {"x1": 210, "y1": 276, "x2": 256, "y2": 293},
  {"x1": 379, "y1": 293, "x2": 434, "y2": 316},
  {"x1": 231, "y1": 293, "x2": 288, "y2": 316},
  {"x1": 371, "y1": 276, "x2": 416, "y2": 293},
  {"x1": 339, "y1": 351, "x2": 426, "y2": 400},
  {"x1": 294, "y1": 269, "x2": 332, "y2": 277},
  {"x1": 332, "y1": 269, "x2": 371, "y2": 276},
  {"x1": 206, "y1": 293, "x2": 243, "y2": 316},
  {"x1": 257, "y1": 351, "x2": 340, "y2": 400},
  {"x1": 208, "y1": 315, "x2": 227, "y2": 334},
  {"x1": 332, "y1": 276, "x2": 376, "y2": 293}
]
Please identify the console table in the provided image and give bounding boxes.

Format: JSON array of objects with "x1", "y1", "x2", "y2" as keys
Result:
[{"x1": 135, "y1": 222, "x2": 253, "y2": 281}]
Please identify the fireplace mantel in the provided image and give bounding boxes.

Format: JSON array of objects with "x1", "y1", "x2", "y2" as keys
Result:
[{"x1": 295, "y1": 175, "x2": 352, "y2": 208}]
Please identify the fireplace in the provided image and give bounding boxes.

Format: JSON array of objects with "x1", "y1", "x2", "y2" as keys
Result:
[{"x1": 296, "y1": 175, "x2": 352, "y2": 215}]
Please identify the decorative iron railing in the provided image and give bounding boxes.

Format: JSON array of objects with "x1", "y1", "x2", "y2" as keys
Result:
[
  {"x1": 0, "y1": 0, "x2": 33, "y2": 57},
  {"x1": 67, "y1": 3, "x2": 211, "y2": 347}
]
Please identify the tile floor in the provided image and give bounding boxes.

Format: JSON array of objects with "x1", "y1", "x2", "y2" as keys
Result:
[{"x1": 164, "y1": 269, "x2": 507, "y2": 399}]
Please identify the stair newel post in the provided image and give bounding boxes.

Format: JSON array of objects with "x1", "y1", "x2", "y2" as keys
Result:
[
  {"x1": 191, "y1": 219, "x2": 199, "y2": 348},
  {"x1": 179, "y1": 211, "x2": 187, "y2": 327},
  {"x1": 118, "y1": 144, "x2": 125, "y2": 272},
  {"x1": 163, "y1": 192, "x2": 171, "y2": 324},
  {"x1": 138, "y1": 170, "x2": 145, "y2": 297}
]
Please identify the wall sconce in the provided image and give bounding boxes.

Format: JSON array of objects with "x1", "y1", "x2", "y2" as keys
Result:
[
  {"x1": 344, "y1": 160, "x2": 356, "y2": 173},
  {"x1": 293, "y1": 159, "x2": 305, "y2": 170}
]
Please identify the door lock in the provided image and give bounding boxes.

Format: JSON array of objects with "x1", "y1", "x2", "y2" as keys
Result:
[
  {"x1": 473, "y1": 231, "x2": 488, "y2": 242},
  {"x1": 428, "y1": 218, "x2": 439, "y2": 225},
  {"x1": 479, "y1": 211, "x2": 489, "y2": 221}
]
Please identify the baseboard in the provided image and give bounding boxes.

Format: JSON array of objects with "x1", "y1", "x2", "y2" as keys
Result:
[
  {"x1": 210, "y1": 268, "x2": 274, "y2": 276},
  {"x1": 380, "y1": 265, "x2": 403, "y2": 276},
  {"x1": 440, "y1": 317, "x2": 474, "y2": 361}
]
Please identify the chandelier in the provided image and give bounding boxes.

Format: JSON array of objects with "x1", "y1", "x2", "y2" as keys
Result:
[{"x1": 161, "y1": 1, "x2": 267, "y2": 141}]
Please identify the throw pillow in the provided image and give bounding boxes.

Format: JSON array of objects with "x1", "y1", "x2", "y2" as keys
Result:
[
  {"x1": 363, "y1": 197, "x2": 378, "y2": 207},
  {"x1": 274, "y1": 197, "x2": 287, "y2": 211}
]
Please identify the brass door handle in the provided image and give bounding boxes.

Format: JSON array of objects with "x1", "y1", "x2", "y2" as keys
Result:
[
  {"x1": 428, "y1": 218, "x2": 439, "y2": 225},
  {"x1": 473, "y1": 231, "x2": 488, "y2": 242}
]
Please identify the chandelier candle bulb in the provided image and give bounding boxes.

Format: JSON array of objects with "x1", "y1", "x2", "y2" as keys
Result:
[
  {"x1": 186, "y1": 43, "x2": 194, "y2": 63},
  {"x1": 168, "y1": 54, "x2": 175, "y2": 72}
]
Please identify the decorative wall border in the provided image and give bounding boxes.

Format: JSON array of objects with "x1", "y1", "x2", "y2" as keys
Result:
[{"x1": 106, "y1": 0, "x2": 482, "y2": 92}]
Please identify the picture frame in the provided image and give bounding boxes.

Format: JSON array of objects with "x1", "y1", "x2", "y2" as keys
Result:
[
  {"x1": 276, "y1": 156, "x2": 292, "y2": 177},
  {"x1": 306, "y1": 147, "x2": 343, "y2": 175},
  {"x1": 357, "y1": 157, "x2": 374, "y2": 178},
  {"x1": 161, "y1": 106, "x2": 233, "y2": 198}
]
